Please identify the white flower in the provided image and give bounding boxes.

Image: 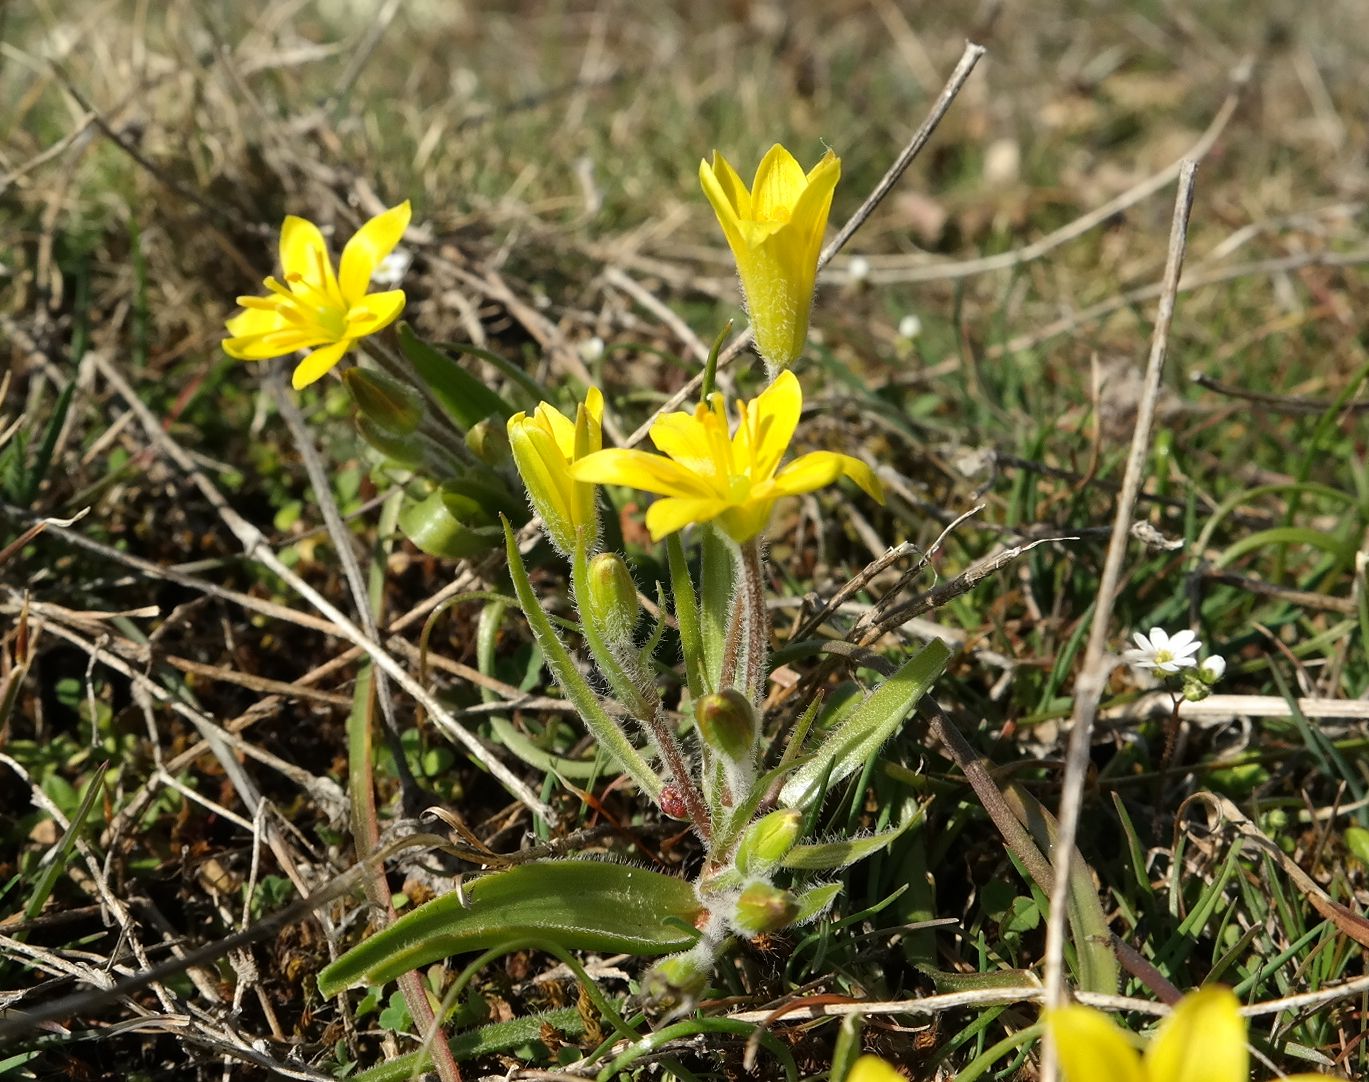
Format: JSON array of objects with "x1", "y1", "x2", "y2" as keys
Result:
[
  {"x1": 1125, "y1": 627, "x2": 1201, "y2": 674},
  {"x1": 1198, "y1": 654, "x2": 1226, "y2": 683},
  {"x1": 847, "y1": 255, "x2": 871, "y2": 283},
  {"x1": 898, "y1": 314, "x2": 923, "y2": 340}
]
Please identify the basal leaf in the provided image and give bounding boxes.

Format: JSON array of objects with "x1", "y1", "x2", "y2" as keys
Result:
[{"x1": 318, "y1": 860, "x2": 701, "y2": 997}]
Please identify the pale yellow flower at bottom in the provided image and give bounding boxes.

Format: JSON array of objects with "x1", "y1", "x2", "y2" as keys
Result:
[
  {"x1": 223, "y1": 201, "x2": 411, "y2": 389},
  {"x1": 1048, "y1": 986, "x2": 1334, "y2": 1082}
]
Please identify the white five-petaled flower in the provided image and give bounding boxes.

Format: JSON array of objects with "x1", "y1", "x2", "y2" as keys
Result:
[{"x1": 1126, "y1": 627, "x2": 1201, "y2": 674}]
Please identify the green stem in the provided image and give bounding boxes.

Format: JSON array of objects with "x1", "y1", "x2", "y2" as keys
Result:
[
  {"x1": 737, "y1": 537, "x2": 770, "y2": 704},
  {"x1": 503, "y1": 518, "x2": 662, "y2": 798},
  {"x1": 571, "y1": 541, "x2": 710, "y2": 835}
]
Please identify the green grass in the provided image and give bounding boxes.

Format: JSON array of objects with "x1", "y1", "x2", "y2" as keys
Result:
[{"x1": 2, "y1": 0, "x2": 1368, "y2": 1079}]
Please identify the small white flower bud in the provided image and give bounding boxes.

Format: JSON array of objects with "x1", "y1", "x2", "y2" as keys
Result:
[
  {"x1": 847, "y1": 255, "x2": 871, "y2": 283},
  {"x1": 1199, "y1": 654, "x2": 1226, "y2": 684},
  {"x1": 898, "y1": 314, "x2": 923, "y2": 340}
]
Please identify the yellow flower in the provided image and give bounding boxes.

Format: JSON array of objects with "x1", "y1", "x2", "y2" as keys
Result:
[
  {"x1": 507, "y1": 387, "x2": 604, "y2": 554},
  {"x1": 699, "y1": 144, "x2": 840, "y2": 372},
  {"x1": 1048, "y1": 987, "x2": 1333, "y2": 1082},
  {"x1": 845, "y1": 1054, "x2": 905, "y2": 1082},
  {"x1": 570, "y1": 370, "x2": 881, "y2": 544},
  {"x1": 223, "y1": 201, "x2": 411, "y2": 389}
]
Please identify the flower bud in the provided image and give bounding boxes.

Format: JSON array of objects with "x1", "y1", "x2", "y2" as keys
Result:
[
  {"x1": 465, "y1": 418, "x2": 511, "y2": 467},
  {"x1": 735, "y1": 809, "x2": 802, "y2": 876},
  {"x1": 730, "y1": 881, "x2": 800, "y2": 938},
  {"x1": 343, "y1": 367, "x2": 424, "y2": 435},
  {"x1": 642, "y1": 950, "x2": 709, "y2": 1009},
  {"x1": 506, "y1": 389, "x2": 603, "y2": 555},
  {"x1": 1198, "y1": 654, "x2": 1226, "y2": 684},
  {"x1": 584, "y1": 552, "x2": 639, "y2": 641},
  {"x1": 693, "y1": 689, "x2": 757, "y2": 763}
]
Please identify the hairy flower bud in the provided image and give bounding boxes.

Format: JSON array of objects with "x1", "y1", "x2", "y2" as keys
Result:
[
  {"x1": 643, "y1": 950, "x2": 709, "y2": 1009},
  {"x1": 584, "y1": 552, "x2": 639, "y2": 642},
  {"x1": 465, "y1": 418, "x2": 511, "y2": 467},
  {"x1": 343, "y1": 367, "x2": 424, "y2": 435},
  {"x1": 694, "y1": 689, "x2": 757, "y2": 763},
  {"x1": 735, "y1": 809, "x2": 802, "y2": 876},
  {"x1": 731, "y1": 881, "x2": 800, "y2": 938}
]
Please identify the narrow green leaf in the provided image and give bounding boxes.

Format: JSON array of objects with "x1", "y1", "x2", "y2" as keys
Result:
[
  {"x1": 318, "y1": 860, "x2": 701, "y2": 996},
  {"x1": 399, "y1": 322, "x2": 515, "y2": 429},
  {"x1": 23, "y1": 380, "x2": 74, "y2": 505},
  {"x1": 698, "y1": 527, "x2": 732, "y2": 692},
  {"x1": 352, "y1": 1008, "x2": 587, "y2": 1082},
  {"x1": 1002, "y1": 785, "x2": 1119, "y2": 994},
  {"x1": 792, "y1": 883, "x2": 842, "y2": 924},
  {"x1": 779, "y1": 638, "x2": 952, "y2": 808},
  {"x1": 23, "y1": 761, "x2": 108, "y2": 929},
  {"x1": 666, "y1": 533, "x2": 706, "y2": 700},
  {"x1": 782, "y1": 823, "x2": 907, "y2": 871},
  {"x1": 503, "y1": 519, "x2": 662, "y2": 797}
]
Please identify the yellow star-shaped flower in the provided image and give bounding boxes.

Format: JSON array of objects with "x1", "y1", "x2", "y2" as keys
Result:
[
  {"x1": 571, "y1": 370, "x2": 880, "y2": 544},
  {"x1": 223, "y1": 201, "x2": 410, "y2": 389}
]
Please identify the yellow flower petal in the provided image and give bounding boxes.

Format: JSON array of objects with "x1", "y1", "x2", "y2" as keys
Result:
[
  {"x1": 338, "y1": 200, "x2": 411, "y2": 306},
  {"x1": 709, "y1": 150, "x2": 751, "y2": 218},
  {"x1": 1146, "y1": 987, "x2": 1246, "y2": 1082},
  {"x1": 584, "y1": 385, "x2": 605, "y2": 426},
  {"x1": 791, "y1": 149, "x2": 841, "y2": 254},
  {"x1": 774, "y1": 451, "x2": 883, "y2": 503},
  {"x1": 572, "y1": 448, "x2": 713, "y2": 498},
  {"x1": 279, "y1": 215, "x2": 341, "y2": 302},
  {"x1": 740, "y1": 369, "x2": 802, "y2": 479},
  {"x1": 538, "y1": 401, "x2": 578, "y2": 458},
  {"x1": 225, "y1": 304, "x2": 290, "y2": 343},
  {"x1": 649, "y1": 410, "x2": 724, "y2": 478},
  {"x1": 750, "y1": 143, "x2": 807, "y2": 222},
  {"x1": 700, "y1": 157, "x2": 750, "y2": 259},
  {"x1": 846, "y1": 1054, "x2": 906, "y2": 1082},
  {"x1": 345, "y1": 288, "x2": 406, "y2": 337},
  {"x1": 1047, "y1": 1006, "x2": 1146, "y2": 1082},
  {"x1": 291, "y1": 339, "x2": 353, "y2": 390},
  {"x1": 645, "y1": 496, "x2": 725, "y2": 540}
]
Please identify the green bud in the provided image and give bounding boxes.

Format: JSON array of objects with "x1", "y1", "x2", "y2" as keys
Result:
[
  {"x1": 466, "y1": 418, "x2": 511, "y2": 467},
  {"x1": 642, "y1": 950, "x2": 709, "y2": 1009},
  {"x1": 735, "y1": 809, "x2": 803, "y2": 876},
  {"x1": 584, "y1": 553, "x2": 639, "y2": 640},
  {"x1": 694, "y1": 689, "x2": 757, "y2": 763},
  {"x1": 731, "y1": 881, "x2": 800, "y2": 938},
  {"x1": 343, "y1": 367, "x2": 424, "y2": 435}
]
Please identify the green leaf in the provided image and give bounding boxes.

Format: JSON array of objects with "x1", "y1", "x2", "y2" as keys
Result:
[
  {"x1": 399, "y1": 322, "x2": 515, "y2": 429},
  {"x1": 698, "y1": 527, "x2": 732, "y2": 693},
  {"x1": 317, "y1": 860, "x2": 701, "y2": 996},
  {"x1": 398, "y1": 489, "x2": 502, "y2": 559},
  {"x1": 779, "y1": 638, "x2": 952, "y2": 808},
  {"x1": 1002, "y1": 784, "x2": 1119, "y2": 994},
  {"x1": 792, "y1": 883, "x2": 842, "y2": 924},
  {"x1": 666, "y1": 533, "x2": 706, "y2": 700},
  {"x1": 781, "y1": 823, "x2": 907, "y2": 871},
  {"x1": 352, "y1": 1008, "x2": 587, "y2": 1082}
]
